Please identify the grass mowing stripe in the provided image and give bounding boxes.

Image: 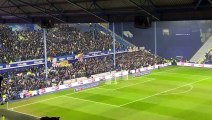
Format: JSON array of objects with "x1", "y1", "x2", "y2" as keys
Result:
[
  {"x1": 97, "y1": 78, "x2": 155, "y2": 90},
  {"x1": 9, "y1": 67, "x2": 180, "y2": 110},
  {"x1": 8, "y1": 109, "x2": 40, "y2": 119},
  {"x1": 10, "y1": 81, "x2": 119, "y2": 109},
  {"x1": 160, "y1": 85, "x2": 194, "y2": 95},
  {"x1": 62, "y1": 77, "x2": 195, "y2": 108},
  {"x1": 10, "y1": 96, "x2": 65, "y2": 110},
  {"x1": 154, "y1": 66, "x2": 181, "y2": 72},
  {"x1": 119, "y1": 77, "x2": 211, "y2": 107},
  {"x1": 11, "y1": 78, "x2": 154, "y2": 110},
  {"x1": 159, "y1": 72, "x2": 212, "y2": 78},
  {"x1": 63, "y1": 96, "x2": 119, "y2": 107}
]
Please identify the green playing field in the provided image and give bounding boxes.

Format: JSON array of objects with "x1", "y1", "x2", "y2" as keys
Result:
[{"x1": 1, "y1": 66, "x2": 212, "y2": 120}]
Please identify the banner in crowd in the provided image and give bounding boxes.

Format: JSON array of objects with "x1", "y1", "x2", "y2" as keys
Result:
[
  {"x1": 0, "y1": 59, "x2": 45, "y2": 72},
  {"x1": 84, "y1": 50, "x2": 127, "y2": 58},
  {"x1": 0, "y1": 50, "x2": 128, "y2": 71},
  {"x1": 52, "y1": 54, "x2": 75, "y2": 63}
]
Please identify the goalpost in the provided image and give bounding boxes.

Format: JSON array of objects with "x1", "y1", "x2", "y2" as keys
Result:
[
  {"x1": 104, "y1": 70, "x2": 129, "y2": 85},
  {"x1": 104, "y1": 22, "x2": 129, "y2": 85}
]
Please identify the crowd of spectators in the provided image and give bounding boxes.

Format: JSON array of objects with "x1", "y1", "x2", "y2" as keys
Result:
[
  {"x1": 204, "y1": 48, "x2": 212, "y2": 64},
  {"x1": 116, "y1": 50, "x2": 165, "y2": 70},
  {"x1": 0, "y1": 49, "x2": 166, "y2": 101},
  {"x1": 0, "y1": 24, "x2": 166, "y2": 102},
  {"x1": 0, "y1": 24, "x2": 123, "y2": 63},
  {"x1": 0, "y1": 67, "x2": 48, "y2": 100}
]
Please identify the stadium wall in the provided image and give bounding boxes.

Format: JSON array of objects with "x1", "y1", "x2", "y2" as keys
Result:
[{"x1": 111, "y1": 21, "x2": 211, "y2": 60}]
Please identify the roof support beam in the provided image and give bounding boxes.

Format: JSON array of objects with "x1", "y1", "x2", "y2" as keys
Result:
[
  {"x1": 0, "y1": 0, "x2": 109, "y2": 9},
  {"x1": 46, "y1": 0, "x2": 67, "y2": 21},
  {"x1": 16, "y1": 0, "x2": 66, "y2": 23},
  {"x1": 195, "y1": 0, "x2": 203, "y2": 9},
  {"x1": 148, "y1": 0, "x2": 156, "y2": 8},
  {"x1": 88, "y1": 0, "x2": 107, "y2": 19},
  {"x1": 46, "y1": 0, "x2": 63, "y2": 13},
  {"x1": 128, "y1": 0, "x2": 160, "y2": 21},
  {"x1": 65, "y1": 0, "x2": 109, "y2": 23},
  {"x1": 0, "y1": 8, "x2": 31, "y2": 23},
  {"x1": 90, "y1": 0, "x2": 103, "y2": 10},
  {"x1": 8, "y1": 0, "x2": 31, "y2": 19}
]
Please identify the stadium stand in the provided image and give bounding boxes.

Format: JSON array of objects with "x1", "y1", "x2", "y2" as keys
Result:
[
  {"x1": 204, "y1": 48, "x2": 212, "y2": 64},
  {"x1": 0, "y1": 24, "x2": 123, "y2": 64},
  {"x1": 0, "y1": 0, "x2": 212, "y2": 119}
]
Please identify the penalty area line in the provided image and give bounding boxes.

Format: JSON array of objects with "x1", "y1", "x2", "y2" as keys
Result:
[
  {"x1": 160, "y1": 84, "x2": 193, "y2": 95},
  {"x1": 10, "y1": 77, "x2": 154, "y2": 110},
  {"x1": 62, "y1": 78, "x2": 155, "y2": 107},
  {"x1": 119, "y1": 77, "x2": 210, "y2": 107},
  {"x1": 63, "y1": 96, "x2": 119, "y2": 107},
  {"x1": 97, "y1": 78, "x2": 155, "y2": 90}
]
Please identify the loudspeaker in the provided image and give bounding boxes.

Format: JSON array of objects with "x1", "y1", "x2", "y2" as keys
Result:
[
  {"x1": 41, "y1": 19, "x2": 54, "y2": 28},
  {"x1": 134, "y1": 16, "x2": 152, "y2": 29}
]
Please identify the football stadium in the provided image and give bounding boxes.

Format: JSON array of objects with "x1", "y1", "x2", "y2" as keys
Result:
[{"x1": 0, "y1": 0, "x2": 212, "y2": 120}]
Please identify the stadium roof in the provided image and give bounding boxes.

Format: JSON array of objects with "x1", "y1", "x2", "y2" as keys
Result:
[{"x1": 0, "y1": 0, "x2": 212, "y2": 23}]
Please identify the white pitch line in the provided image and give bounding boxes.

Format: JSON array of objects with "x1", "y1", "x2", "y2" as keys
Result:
[
  {"x1": 147, "y1": 67, "x2": 181, "y2": 76},
  {"x1": 11, "y1": 81, "x2": 119, "y2": 109},
  {"x1": 119, "y1": 77, "x2": 210, "y2": 107},
  {"x1": 159, "y1": 72, "x2": 212, "y2": 78},
  {"x1": 97, "y1": 78, "x2": 154, "y2": 90},
  {"x1": 8, "y1": 109, "x2": 40, "y2": 119},
  {"x1": 160, "y1": 84, "x2": 193, "y2": 95},
  {"x1": 155, "y1": 67, "x2": 181, "y2": 73},
  {"x1": 10, "y1": 96, "x2": 66, "y2": 110},
  {"x1": 11, "y1": 78, "x2": 154, "y2": 110},
  {"x1": 10, "y1": 85, "x2": 102, "y2": 110},
  {"x1": 152, "y1": 72, "x2": 208, "y2": 80},
  {"x1": 109, "y1": 79, "x2": 155, "y2": 90},
  {"x1": 63, "y1": 95, "x2": 119, "y2": 107}
]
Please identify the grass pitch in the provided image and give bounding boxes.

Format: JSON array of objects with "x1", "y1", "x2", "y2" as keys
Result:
[{"x1": 1, "y1": 66, "x2": 212, "y2": 120}]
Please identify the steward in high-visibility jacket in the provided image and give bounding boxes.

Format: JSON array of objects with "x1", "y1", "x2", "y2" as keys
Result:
[
  {"x1": 1, "y1": 115, "x2": 5, "y2": 120},
  {"x1": 2, "y1": 95, "x2": 6, "y2": 102}
]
